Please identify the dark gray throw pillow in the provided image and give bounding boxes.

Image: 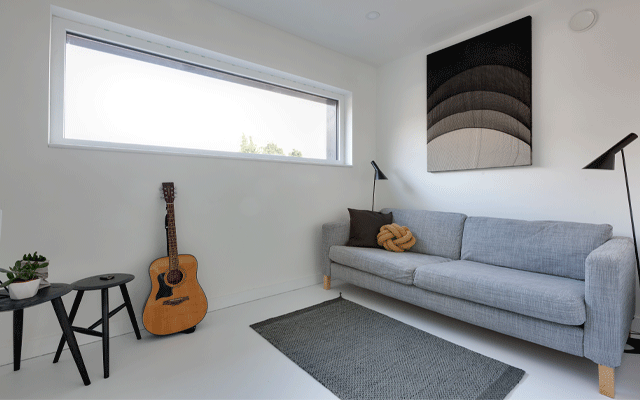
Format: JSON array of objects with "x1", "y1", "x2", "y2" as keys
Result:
[{"x1": 346, "y1": 208, "x2": 393, "y2": 248}]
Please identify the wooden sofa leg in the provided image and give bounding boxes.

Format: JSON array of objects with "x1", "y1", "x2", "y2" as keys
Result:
[
  {"x1": 599, "y1": 365, "x2": 615, "y2": 398},
  {"x1": 323, "y1": 275, "x2": 331, "y2": 290}
]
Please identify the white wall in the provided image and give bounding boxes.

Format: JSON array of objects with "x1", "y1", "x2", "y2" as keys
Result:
[
  {"x1": 376, "y1": 0, "x2": 640, "y2": 314},
  {"x1": 0, "y1": 0, "x2": 377, "y2": 364}
]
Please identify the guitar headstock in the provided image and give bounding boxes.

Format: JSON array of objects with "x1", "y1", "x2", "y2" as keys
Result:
[{"x1": 162, "y1": 182, "x2": 175, "y2": 204}]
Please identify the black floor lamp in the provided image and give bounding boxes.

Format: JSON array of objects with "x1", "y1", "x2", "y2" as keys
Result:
[
  {"x1": 584, "y1": 133, "x2": 640, "y2": 354},
  {"x1": 371, "y1": 161, "x2": 388, "y2": 211},
  {"x1": 0, "y1": 209, "x2": 5, "y2": 295}
]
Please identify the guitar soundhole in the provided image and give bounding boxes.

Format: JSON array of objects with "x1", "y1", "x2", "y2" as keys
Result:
[{"x1": 166, "y1": 269, "x2": 183, "y2": 285}]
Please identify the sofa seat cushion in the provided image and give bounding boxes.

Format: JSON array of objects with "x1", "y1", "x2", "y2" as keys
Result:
[
  {"x1": 329, "y1": 245, "x2": 451, "y2": 285},
  {"x1": 413, "y1": 260, "x2": 586, "y2": 325}
]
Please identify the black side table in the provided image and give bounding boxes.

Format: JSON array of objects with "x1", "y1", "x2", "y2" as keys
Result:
[
  {"x1": 0, "y1": 283, "x2": 91, "y2": 385},
  {"x1": 52, "y1": 273, "x2": 141, "y2": 378}
]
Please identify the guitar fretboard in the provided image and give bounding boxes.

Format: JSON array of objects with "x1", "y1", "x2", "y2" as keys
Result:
[{"x1": 166, "y1": 203, "x2": 179, "y2": 271}]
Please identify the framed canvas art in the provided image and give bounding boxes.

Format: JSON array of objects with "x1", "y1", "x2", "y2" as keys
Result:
[{"x1": 427, "y1": 16, "x2": 532, "y2": 172}]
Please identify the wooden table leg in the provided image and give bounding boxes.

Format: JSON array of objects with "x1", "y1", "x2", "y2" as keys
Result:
[
  {"x1": 13, "y1": 309, "x2": 23, "y2": 371},
  {"x1": 102, "y1": 288, "x2": 109, "y2": 379},
  {"x1": 50, "y1": 297, "x2": 91, "y2": 386},
  {"x1": 53, "y1": 290, "x2": 84, "y2": 363},
  {"x1": 119, "y1": 284, "x2": 141, "y2": 340}
]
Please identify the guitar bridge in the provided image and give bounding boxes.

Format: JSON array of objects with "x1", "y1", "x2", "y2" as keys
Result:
[{"x1": 163, "y1": 296, "x2": 189, "y2": 306}]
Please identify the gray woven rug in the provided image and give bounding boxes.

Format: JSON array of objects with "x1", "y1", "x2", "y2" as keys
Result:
[{"x1": 251, "y1": 296, "x2": 524, "y2": 400}]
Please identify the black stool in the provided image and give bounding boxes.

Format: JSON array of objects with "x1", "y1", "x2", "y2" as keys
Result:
[
  {"x1": 53, "y1": 273, "x2": 142, "y2": 378},
  {"x1": 1, "y1": 283, "x2": 91, "y2": 386}
]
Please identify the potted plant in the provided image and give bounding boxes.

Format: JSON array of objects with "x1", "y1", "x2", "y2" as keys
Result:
[
  {"x1": 21, "y1": 252, "x2": 50, "y2": 288},
  {"x1": 1, "y1": 253, "x2": 49, "y2": 300}
]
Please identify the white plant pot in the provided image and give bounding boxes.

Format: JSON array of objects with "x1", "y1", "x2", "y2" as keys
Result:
[{"x1": 7, "y1": 278, "x2": 42, "y2": 300}]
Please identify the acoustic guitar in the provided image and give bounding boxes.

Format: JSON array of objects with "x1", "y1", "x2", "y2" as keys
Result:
[{"x1": 143, "y1": 182, "x2": 207, "y2": 335}]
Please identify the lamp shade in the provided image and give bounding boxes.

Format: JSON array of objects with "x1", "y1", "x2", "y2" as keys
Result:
[
  {"x1": 584, "y1": 133, "x2": 638, "y2": 170},
  {"x1": 371, "y1": 161, "x2": 388, "y2": 180}
]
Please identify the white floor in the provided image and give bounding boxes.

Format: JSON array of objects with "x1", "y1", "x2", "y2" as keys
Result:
[{"x1": 1, "y1": 281, "x2": 639, "y2": 399}]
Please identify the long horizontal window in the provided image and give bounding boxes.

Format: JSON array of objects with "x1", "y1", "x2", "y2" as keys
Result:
[{"x1": 50, "y1": 12, "x2": 349, "y2": 164}]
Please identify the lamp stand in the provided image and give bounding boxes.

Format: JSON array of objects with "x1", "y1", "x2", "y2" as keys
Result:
[
  {"x1": 622, "y1": 149, "x2": 640, "y2": 271},
  {"x1": 372, "y1": 176, "x2": 376, "y2": 212},
  {"x1": 621, "y1": 149, "x2": 640, "y2": 354}
]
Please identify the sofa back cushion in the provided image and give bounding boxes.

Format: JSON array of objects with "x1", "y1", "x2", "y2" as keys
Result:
[
  {"x1": 461, "y1": 217, "x2": 613, "y2": 280},
  {"x1": 381, "y1": 208, "x2": 467, "y2": 260}
]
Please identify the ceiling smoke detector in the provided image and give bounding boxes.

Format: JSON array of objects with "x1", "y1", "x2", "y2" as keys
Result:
[
  {"x1": 569, "y1": 9, "x2": 598, "y2": 32},
  {"x1": 366, "y1": 11, "x2": 380, "y2": 20}
]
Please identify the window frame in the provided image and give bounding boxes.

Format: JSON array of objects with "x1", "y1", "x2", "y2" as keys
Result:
[{"x1": 49, "y1": 8, "x2": 351, "y2": 166}]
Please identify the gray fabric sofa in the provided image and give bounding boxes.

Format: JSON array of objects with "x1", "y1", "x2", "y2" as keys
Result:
[{"x1": 321, "y1": 208, "x2": 636, "y2": 398}]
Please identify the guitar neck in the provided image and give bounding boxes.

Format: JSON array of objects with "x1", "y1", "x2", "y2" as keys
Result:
[{"x1": 166, "y1": 203, "x2": 179, "y2": 270}]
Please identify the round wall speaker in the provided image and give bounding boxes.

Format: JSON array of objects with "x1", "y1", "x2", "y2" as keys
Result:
[{"x1": 569, "y1": 9, "x2": 598, "y2": 32}]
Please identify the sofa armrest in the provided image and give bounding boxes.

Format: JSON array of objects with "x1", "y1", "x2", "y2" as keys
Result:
[
  {"x1": 584, "y1": 236, "x2": 637, "y2": 368},
  {"x1": 321, "y1": 221, "x2": 350, "y2": 277}
]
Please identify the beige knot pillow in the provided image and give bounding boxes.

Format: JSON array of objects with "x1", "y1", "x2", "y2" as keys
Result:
[{"x1": 377, "y1": 223, "x2": 416, "y2": 252}]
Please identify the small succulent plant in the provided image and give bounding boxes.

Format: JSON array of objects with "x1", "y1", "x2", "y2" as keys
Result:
[{"x1": 23, "y1": 251, "x2": 46, "y2": 262}]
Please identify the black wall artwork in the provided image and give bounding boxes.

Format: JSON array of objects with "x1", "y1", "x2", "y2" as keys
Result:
[{"x1": 427, "y1": 16, "x2": 532, "y2": 172}]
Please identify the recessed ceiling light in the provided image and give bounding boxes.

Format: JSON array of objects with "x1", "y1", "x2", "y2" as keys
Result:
[{"x1": 366, "y1": 11, "x2": 380, "y2": 20}]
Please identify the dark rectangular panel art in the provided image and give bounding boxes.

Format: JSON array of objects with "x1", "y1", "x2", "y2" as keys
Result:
[{"x1": 427, "y1": 16, "x2": 532, "y2": 172}]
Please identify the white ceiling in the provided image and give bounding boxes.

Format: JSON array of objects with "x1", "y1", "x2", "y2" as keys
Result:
[{"x1": 207, "y1": 0, "x2": 542, "y2": 66}]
